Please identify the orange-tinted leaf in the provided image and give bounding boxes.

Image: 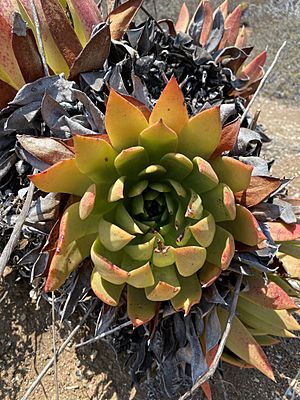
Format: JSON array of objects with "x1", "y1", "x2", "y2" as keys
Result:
[
  {"x1": 210, "y1": 156, "x2": 253, "y2": 193},
  {"x1": 241, "y1": 275, "x2": 297, "y2": 310},
  {"x1": 178, "y1": 106, "x2": 221, "y2": 159},
  {"x1": 219, "y1": 5, "x2": 241, "y2": 48},
  {"x1": 199, "y1": 0, "x2": 213, "y2": 46},
  {"x1": 211, "y1": 118, "x2": 240, "y2": 158},
  {"x1": 149, "y1": 76, "x2": 189, "y2": 134},
  {"x1": 198, "y1": 261, "x2": 221, "y2": 287},
  {"x1": 120, "y1": 94, "x2": 151, "y2": 121},
  {"x1": 29, "y1": 158, "x2": 92, "y2": 196},
  {"x1": 106, "y1": 89, "x2": 148, "y2": 151},
  {"x1": 235, "y1": 25, "x2": 247, "y2": 48},
  {"x1": 235, "y1": 176, "x2": 283, "y2": 208},
  {"x1": 241, "y1": 51, "x2": 267, "y2": 81},
  {"x1": 218, "y1": 308, "x2": 275, "y2": 380},
  {"x1": 219, "y1": 0, "x2": 228, "y2": 19},
  {"x1": 66, "y1": 0, "x2": 102, "y2": 46},
  {"x1": 40, "y1": 0, "x2": 82, "y2": 67},
  {"x1": 12, "y1": 13, "x2": 45, "y2": 83},
  {"x1": 220, "y1": 204, "x2": 266, "y2": 246},
  {"x1": 91, "y1": 271, "x2": 124, "y2": 306},
  {"x1": 267, "y1": 222, "x2": 300, "y2": 242},
  {"x1": 69, "y1": 23, "x2": 110, "y2": 79},
  {"x1": 107, "y1": 0, "x2": 144, "y2": 41},
  {"x1": 175, "y1": 2, "x2": 190, "y2": 33}
]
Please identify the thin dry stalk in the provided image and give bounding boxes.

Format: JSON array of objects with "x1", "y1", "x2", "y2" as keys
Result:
[
  {"x1": 178, "y1": 274, "x2": 243, "y2": 400},
  {"x1": 0, "y1": 181, "x2": 35, "y2": 278},
  {"x1": 75, "y1": 320, "x2": 133, "y2": 348},
  {"x1": 240, "y1": 41, "x2": 287, "y2": 123},
  {"x1": 52, "y1": 292, "x2": 59, "y2": 400},
  {"x1": 21, "y1": 301, "x2": 97, "y2": 400}
]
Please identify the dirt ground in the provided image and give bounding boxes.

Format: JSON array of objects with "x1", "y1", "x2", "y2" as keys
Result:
[{"x1": 0, "y1": 96, "x2": 299, "y2": 400}]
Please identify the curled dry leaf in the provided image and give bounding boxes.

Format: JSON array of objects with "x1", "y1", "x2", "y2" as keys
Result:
[{"x1": 235, "y1": 176, "x2": 284, "y2": 208}]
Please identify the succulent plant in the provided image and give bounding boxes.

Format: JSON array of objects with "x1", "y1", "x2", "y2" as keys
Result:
[{"x1": 30, "y1": 76, "x2": 266, "y2": 325}]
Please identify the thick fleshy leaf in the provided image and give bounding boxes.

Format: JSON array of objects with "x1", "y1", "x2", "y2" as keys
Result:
[
  {"x1": 185, "y1": 190, "x2": 203, "y2": 219},
  {"x1": 60, "y1": 201, "x2": 98, "y2": 241},
  {"x1": 139, "y1": 120, "x2": 178, "y2": 162},
  {"x1": 122, "y1": 259, "x2": 154, "y2": 288},
  {"x1": 178, "y1": 106, "x2": 221, "y2": 159},
  {"x1": 127, "y1": 286, "x2": 156, "y2": 326},
  {"x1": 108, "y1": 176, "x2": 125, "y2": 202},
  {"x1": 29, "y1": 158, "x2": 92, "y2": 196},
  {"x1": 106, "y1": 89, "x2": 148, "y2": 151},
  {"x1": 91, "y1": 270, "x2": 124, "y2": 306},
  {"x1": 219, "y1": 0, "x2": 228, "y2": 19},
  {"x1": 210, "y1": 156, "x2": 253, "y2": 193},
  {"x1": 115, "y1": 203, "x2": 143, "y2": 234},
  {"x1": 107, "y1": 0, "x2": 144, "y2": 40},
  {"x1": 12, "y1": 13, "x2": 45, "y2": 83},
  {"x1": 139, "y1": 165, "x2": 166, "y2": 179},
  {"x1": 206, "y1": 226, "x2": 235, "y2": 269},
  {"x1": 114, "y1": 146, "x2": 149, "y2": 176},
  {"x1": 189, "y1": 211, "x2": 216, "y2": 247},
  {"x1": 235, "y1": 176, "x2": 283, "y2": 208},
  {"x1": 235, "y1": 25, "x2": 247, "y2": 48},
  {"x1": 218, "y1": 308, "x2": 275, "y2": 380},
  {"x1": 160, "y1": 153, "x2": 193, "y2": 181},
  {"x1": 279, "y1": 253, "x2": 300, "y2": 278},
  {"x1": 199, "y1": 0, "x2": 213, "y2": 46},
  {"x1": 279, "y1": 242, "x2": 300, "y2": 259},
  {"x1": 185, "y1": 156, "x2": 219, "y2": 194},
  {"x1": 91, "y1": 238, "x2": 129, "y2": 284},
  {"x1": 17, "y1": 135, "x2": 74, "y2": 166},
  {"x1": 149, "y1": 76, "x2": 189, "y2": 134},
  {"x1": 79, "y1": 183, "x2": 96, "y2": 219},
  {"x1": 40, "y1": 0, "x2": 82, "y2": 67},
  {"x1": 145, "y1": 265, "x2": 181, "y2": 301},
  {"x1": 220, "y1": 204, "x2": 265, "y2": 246},
  {"x1": 266, "y1": 222, "x2": 300, "y2": 242},
  {"x1": 198, "y1": 261, "x2": 221, "y2": 287},
  {"x1": 99, "y1": 219, "x2": 135, "y2": 252},
  {"x1": 128, "y1": 180, "x2": 148, "y2": 197},
  {"x1": 124, "y1": 235, "x2": 156, "y2": 261},
  {"x1": 254, "y1": 336, "x2": 280, "y2": 346},
  {"x1": 69, "y1": 23, "x2": 110, "y2": 79},
  {"x1": 238, "y1": 297, "x2": 300, "y2": 332},
  {"x1": 202, "y1": 183, "x2": 236, "y2": 222},
  {"x1": 45, "y1": 233, "x2": 96, "y2": 291},
  {"x1": 171, "y1": 273, "x2": 202, "y2": 315},
  {"x1": 66, "y1": 0, "x2": 102, "y2": 46},
  {"x1": 175, "y1": 2, "x2": 190, "y2": 33},
  {"x1": 218, "y1": 5, "x2": 241, "y2": 48},
  {"x1": 241, "y1": 275, "x2": 297, "y2": 310},
  {"x1": 211, "y1": 118, "x2": 240, "y2": 158},
  {"x1": 153, "y1": 245, "x2": 175, "y2": 268},
  {"x1": 0, "y1": 12, "x2": 25, "y2": 89},
  {"x1": 222, "y1": 352, "x2": 253, "y2": 369},
  {"x1": 73, "y1": 135, "x2": 117, "y2": 183},
  {"x1": 172, "y1": 246, "x2": 206, "y2": 277},
  {"x1": 241, "y1": 51, "x2": 267, "y2": 81}
]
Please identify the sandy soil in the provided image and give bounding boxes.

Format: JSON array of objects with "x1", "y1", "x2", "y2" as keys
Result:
[{"x1": 1, "y1": 97, "x2": 299, "y2": 400}]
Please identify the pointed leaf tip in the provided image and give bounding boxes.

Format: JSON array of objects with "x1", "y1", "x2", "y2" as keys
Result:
[{"x1": 149, "y1": 76, "x2": 189, "y2": 134}]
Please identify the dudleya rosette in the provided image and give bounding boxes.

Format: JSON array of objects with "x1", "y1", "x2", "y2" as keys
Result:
[{"x1": 30, "y1": 77, "x2": 266, "y2": 326}]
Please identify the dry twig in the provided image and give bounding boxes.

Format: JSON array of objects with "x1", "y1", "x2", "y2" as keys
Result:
[
  {"x1": 240, "y1": 41, "x2": 287, "y2": 123},
  {"x1": 178, "y1": 274, "x2": 243, "y2": 400},
  {"x1": 75, "y1": 320, "x2": 133, "y2": 348},
  {"x1": 21, "y1": 301, "x2": 97, "y2": 400},
  {"x1": 52, "y1": 292, "x2": 59, "y2": 400}
]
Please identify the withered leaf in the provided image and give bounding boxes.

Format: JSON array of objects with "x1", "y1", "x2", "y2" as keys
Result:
[
  {"x1": 235, "y1": 176, "x2": 283, "y2": 208},
  {"x1": 17, "y1": 135, "x2": 74, "y2": 166},
  {"x1": 211, "y1": 117, "x2": 240, "y2": 158},
  {"x1": 12, "y1": 13, "x2": 45, "y2": 84},
  {"x1": 107, "y1": 0, "x2": 144, "y2": 41},
  {"x1": 69, "y1": 23, "x2": 111, "y2": 79}
]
